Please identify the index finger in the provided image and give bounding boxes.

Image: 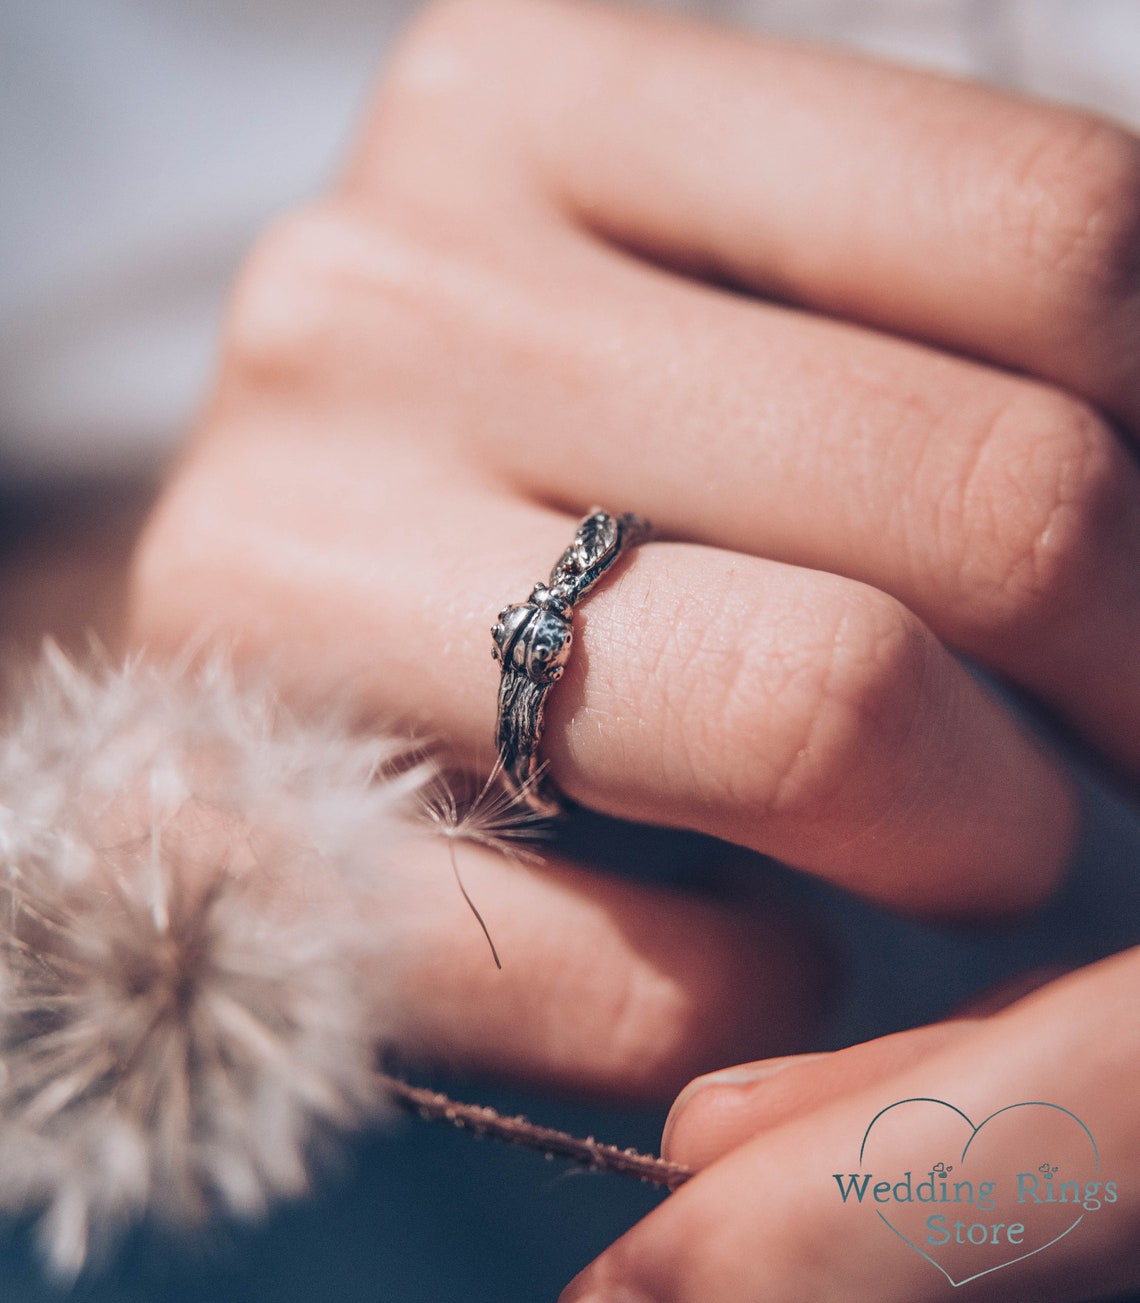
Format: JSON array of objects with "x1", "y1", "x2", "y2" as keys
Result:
[{"x1": 360, "y1": 0, "x2": 1140, "y2": 427}]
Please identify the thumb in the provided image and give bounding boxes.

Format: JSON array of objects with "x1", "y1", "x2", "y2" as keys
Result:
[{"x1": 560, "y1": 949, "x2": 1140, "y2": 1303}]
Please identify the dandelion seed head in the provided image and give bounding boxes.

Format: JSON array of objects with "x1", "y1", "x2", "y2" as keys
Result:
[
  {"x1": 0, "y1": 647, "x2": 442, "y2": 1277},
  {"x1": 419, "y1": 757, "x2": 554, "y2": 864}
]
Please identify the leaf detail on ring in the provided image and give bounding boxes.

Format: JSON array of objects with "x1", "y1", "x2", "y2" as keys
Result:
[{"x1": 552, "y1": 512, "x2": 617, "y2": 583}]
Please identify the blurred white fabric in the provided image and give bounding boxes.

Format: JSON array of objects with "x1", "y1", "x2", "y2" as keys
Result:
[{"x1": 2, "y1": 0, "x2": 1139, "y2": 477}]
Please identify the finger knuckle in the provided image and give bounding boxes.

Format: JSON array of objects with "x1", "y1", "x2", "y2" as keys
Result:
[
  {"x1": 948, "y1": 389, "x2": 1125, "y2": 642},
  {"x1": 582, "y1": 958, "x2": 706, "y2": 1092},
  {"x1": 684, "y1": 577, "x2": 931, "y2": 823},
  {"x1": 384, "y1": 0, "x2": 537, "y2": 103},
  {"x1": 768, "y1": 588, "x2": 933, "y2": 821},
  {"x1": 353, "y1": 0, "x2": 554, "y2": 209},
  {"x1": 397, "y1": 0, "x2": 527, "y2": 51},
  {"x1": 224, "y1": 205, "x2": 365, "y2": 385},
  {"x1": 1000, "y1": 115, "x2": 1140, "y2": 328},
  {"x1": 222, "y1": 203, "x2": 443, "y2": 393}
]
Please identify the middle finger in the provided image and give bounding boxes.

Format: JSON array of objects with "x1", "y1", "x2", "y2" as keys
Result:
[{"x1": 451, "y1": 230, "x2": 1140, "y2": 779}]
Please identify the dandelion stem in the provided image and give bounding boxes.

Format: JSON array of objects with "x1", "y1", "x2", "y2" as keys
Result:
[{"x1": 375, "y1": 1071, "x2": 693, "y2": 1189}]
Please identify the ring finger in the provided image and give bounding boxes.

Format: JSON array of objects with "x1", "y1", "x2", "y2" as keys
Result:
[{"x1": 134, "y1": 459, "x2": 1075, "y2": 917}]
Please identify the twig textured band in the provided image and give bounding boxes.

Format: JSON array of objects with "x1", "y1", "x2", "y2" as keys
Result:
[{"x1": 491, "y1": 509, "x2": 652, "y2": 814}]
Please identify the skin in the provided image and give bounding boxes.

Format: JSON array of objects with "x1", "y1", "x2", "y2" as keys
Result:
[
  {"x1": 565, "y1": 951, "x2": 1140, "y2": 1302},
  {"x1": 125, "y1": 0, "x2": 1140, "y2": 1296}
]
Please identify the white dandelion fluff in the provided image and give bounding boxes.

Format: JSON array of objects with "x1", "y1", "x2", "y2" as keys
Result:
[{"x1": 0, "y1": 645, "x2": 446, "y2": 1278}]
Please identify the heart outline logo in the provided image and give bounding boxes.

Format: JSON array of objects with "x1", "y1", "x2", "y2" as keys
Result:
[{"x1": 858, "y1": 1098, "x2": 1100, "y2": 1288}]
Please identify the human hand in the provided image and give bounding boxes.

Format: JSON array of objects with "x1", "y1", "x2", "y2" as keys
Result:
[
  {"x1": 130, "y1": 0, "x2": 1140, "y2": 1092},
  {"x1": 563, "y1": 949, "x2": 1140, "y2": 1301}
]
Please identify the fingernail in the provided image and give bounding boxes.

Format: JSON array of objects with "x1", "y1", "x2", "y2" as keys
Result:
[
  {"x1": 661, "y1": 1053, "x2": 829, "y2": 1159},
  {"x1": 564, "y1": 1294, "x2": 652, "y2": 1303},
  {"x1": 559, "y1": 1279, "x2": 654, "y2": 1303}
]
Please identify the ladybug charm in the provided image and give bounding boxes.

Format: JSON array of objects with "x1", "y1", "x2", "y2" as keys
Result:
[
  {"x1": 491, "y1": 584, "x2": 573, "y2": 685},
  {"x1": 490, "y1": 509, "x2": 651, "y2": 813}
]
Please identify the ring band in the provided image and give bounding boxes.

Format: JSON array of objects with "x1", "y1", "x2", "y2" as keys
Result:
[{"x1": 492, "y1": 509, "x2": 652, "y2": 814}]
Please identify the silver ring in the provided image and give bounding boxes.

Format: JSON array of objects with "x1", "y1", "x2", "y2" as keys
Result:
[{"x1": 491, "y1": 508, "x2": 652, "y2": 815}]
